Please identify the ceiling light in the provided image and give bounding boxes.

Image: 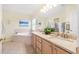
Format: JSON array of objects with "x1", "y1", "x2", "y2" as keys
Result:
[
  {"x1": 46, "y1": 4, "x2": 53, "y2": 8},
  {"x1": 40, "y1": 4, "x2": 57, "y2": 13},
  {"x1": 40, "y1": 9, "x2": 46, "y2": 13},
  {"x1": 53, "y1": 4, "x2": 57, "y2": 7}
]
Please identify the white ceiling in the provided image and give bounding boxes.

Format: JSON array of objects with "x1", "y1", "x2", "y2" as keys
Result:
[
  {"x1": 3, "y1": 4, "x2": 70, "y2": 18},
  {"x1": 3, "y1": 4, "x2": 44, "y2": 15}
]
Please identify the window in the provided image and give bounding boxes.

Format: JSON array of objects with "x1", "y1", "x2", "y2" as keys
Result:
[{"x1": 19, "y1": 19, "x2": 29, "y2": 27}]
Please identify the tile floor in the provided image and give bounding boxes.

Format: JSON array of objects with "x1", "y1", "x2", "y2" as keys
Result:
[{"x1": 2, "y1": 35, "x2": 34, "y2": 54}]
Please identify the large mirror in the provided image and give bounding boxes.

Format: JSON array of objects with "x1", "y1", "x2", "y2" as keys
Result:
[
  {"x1": 54, "y1": 18, "x2": 60, "y2": 32},
  {"x1": 61, "y1": 22, "x2": 66, "y2": 32},
  {"x1": 54, "y1": 17, "x2": 71, "y2": 33}
]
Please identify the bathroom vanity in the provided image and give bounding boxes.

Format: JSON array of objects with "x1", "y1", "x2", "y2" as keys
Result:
[{"x1": 32, "y1": 32, "x2": 77, "y2": 54}]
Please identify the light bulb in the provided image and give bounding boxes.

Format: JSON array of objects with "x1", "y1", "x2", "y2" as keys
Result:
[{"x1": 53, "y1": 4, "x2": 57, "y2": 7}]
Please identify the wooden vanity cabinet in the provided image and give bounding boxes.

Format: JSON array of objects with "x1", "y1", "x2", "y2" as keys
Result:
[{"x1": 32, "y1": 34, "x2": 71, "y2": 54}]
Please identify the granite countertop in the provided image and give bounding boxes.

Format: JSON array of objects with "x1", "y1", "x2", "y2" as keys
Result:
[{"x1": 32, "y1": 31, "x2": 77, "y2": 53}]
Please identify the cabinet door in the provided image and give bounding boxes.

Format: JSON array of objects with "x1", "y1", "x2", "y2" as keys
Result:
[
  {"x1": 52, "y1": 44, "x2": 69, "y2": 54},
  {"x1": 0, "y1": 41, "x2": 2, "y2": 53},
  {"x1": 52, "y1": 45, "x2": 57, "y2": 54},
  {"x1": 42, "y1": 39, "x2": 52, "y2": 54},
  {"x1": 37, "y1": 39, "x2": 42, "y2": 50},
  {"x1": 32, "y1": 34, "x2": 37, "y2": 52},
  {"x1": 36, "y1": 47, "x2": 41, "y2": 54},
  {"x1": 55, "y1": 46, "x2": 69, "y2": 54},
  {"x1": 76, "y1": 48, "x2": 79, "y2": 54},
  {"x1": 36, "y1": 36, "x2": 42, "y2": 54},
  {"x1": 32, "y1": 34, "x2": 34, "y2": 46}
]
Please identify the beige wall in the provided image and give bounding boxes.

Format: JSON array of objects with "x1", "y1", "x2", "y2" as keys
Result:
[
  {"x1": 64, "y1": 5, "x2": 78, "y2": 36},
  {"x1": 0, "y1": 5, "x2": 2, "y2": 38},
  {"x1": 3, "y1": 11, "x2": 32, "y2": 39},
  {"x1": 0, "y1": 4, "x2": 2, "y2": 53}
]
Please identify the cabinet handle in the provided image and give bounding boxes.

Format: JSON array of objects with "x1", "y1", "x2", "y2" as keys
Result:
[{"x1": 0, "y1": 39, "x2": 3, "y2": 41}]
